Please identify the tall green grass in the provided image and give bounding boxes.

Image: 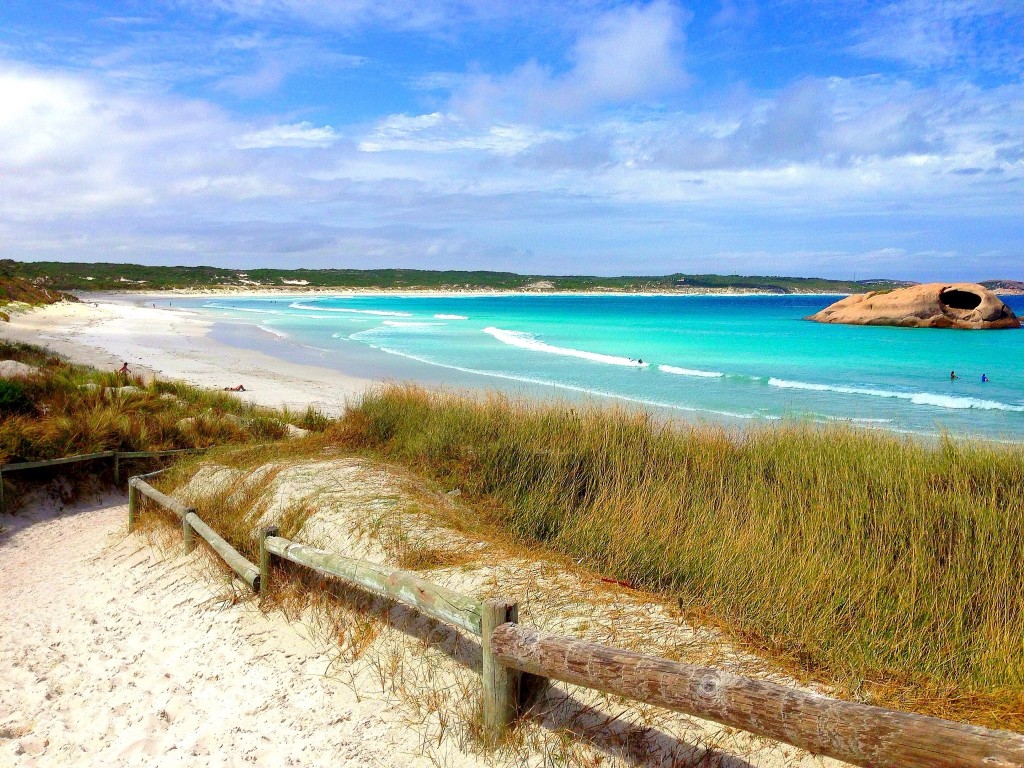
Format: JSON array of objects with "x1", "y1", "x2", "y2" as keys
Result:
[{"x1": 333, "y1": 385, "x2": 1024, "y2": 718}]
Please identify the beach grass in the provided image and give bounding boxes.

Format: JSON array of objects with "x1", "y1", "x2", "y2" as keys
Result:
[
  {"x1": 327, "y1": 384, "x2": 1024, "y2": 724},
  {"x1": 0, "y1": 341, "x2": 325, "y2": 494},
  {"x1": 8, "y1": 333, "x2": 1023, "y2": 729}
]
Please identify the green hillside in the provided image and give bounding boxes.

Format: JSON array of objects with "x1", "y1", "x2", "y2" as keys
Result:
[{"x1": 2, "y1": 259, "x2": 913, "y2": 294}]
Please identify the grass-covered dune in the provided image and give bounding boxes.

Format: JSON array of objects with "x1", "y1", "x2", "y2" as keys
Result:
[
  {"x1": 330, "y1": 385, "x2": 1024, "y2": 725},
  {"x1": 0, "y1": 275, "x2": 76, "y2": 320},
  {"x1": 0, "y1": 341, "x2": 326, "y2": 503},
  {"x1": 6, "y1": 339, "x2": 1022, "y2": 729}
]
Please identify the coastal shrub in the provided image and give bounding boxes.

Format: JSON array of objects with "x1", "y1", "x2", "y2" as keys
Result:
[
  {"x1": 0, "y1": 341, "x2": 311, "y2": 465},
  {"x1": 0, "y1": 379, "x2": 33, "y2": 415},
  {"x1": 333, "y1": 384, "x2": 1024, "y2": 722}
]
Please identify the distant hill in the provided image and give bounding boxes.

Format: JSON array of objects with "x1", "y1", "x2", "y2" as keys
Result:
[
  {"x1": 0, "y1": 269, "x2": 77, "y2": 320},
  {"x1": 1, "y1": 259, "x2": 923, "y2": 295},
  {"x1": 981, "y1": 280, "x2": 1024, "y2": 295}
]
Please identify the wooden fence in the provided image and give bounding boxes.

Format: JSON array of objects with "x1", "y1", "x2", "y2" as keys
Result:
[
  {"x1": 129, "y1": 473, "x2": 1024, "y2": 768},
  {"x1": 0, "y1": 448, "x2": 196, "y2": 514}
]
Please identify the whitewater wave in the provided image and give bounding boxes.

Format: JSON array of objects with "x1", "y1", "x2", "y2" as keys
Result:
[
  {"x1": 258, "y1": 323, "x2": 288, "y2": 339},
  {"x1": 365, "y1": 344, "x2": 762, "y2": 420},
  {"x1": 289, "y1": 301, "x2": 411, "y2": 317},
  {"x1": 768, "y1": 378, "x2": 1024, "y2": 412},
  {"x1": 434, "y1": 314, "x2": 468, "y2": 320},
  {"x1": 483, "y1": 327, "x2": 649, "y2": 368},
  {"x1": 382, "y1": 321, "x2": 443, "y2": 328},
  {"x1": 203, "y1": 303, "x2": 282, "y2": 315},
  {"x1": 659, "y1": 365, "x2": 723, "y2": 378},
  {"x1": 822, "y1": 415, "x2": 894, "y2": 424}
]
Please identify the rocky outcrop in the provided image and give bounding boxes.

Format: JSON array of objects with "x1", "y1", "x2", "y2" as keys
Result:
[
  {"x1": 0, "y1": 360, "x2": 40, "y2": 378},
  {"x1": 808, "y1": 283, "x2": 1020, "y2": 330}
]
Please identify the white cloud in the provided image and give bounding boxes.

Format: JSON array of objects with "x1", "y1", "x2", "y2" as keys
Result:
[
  {"x1": 236, "y1": 121, "x2": 339, "y2": 149},
  {"x1": 0, "y1": 60, "x2": 1021, "y2": 278},
  {"x1": 358, "y1": 112, "x2": 563, "y2": 154},
  {"x1": 851, "y1": 0, "x2": 1024, "y2": 74},
  {"x1": 215, "y1": 60, "x2": 287, "y2": 97},
  {"x1": 194, "y1": 1, "x2": 602, "y2": 34},
  {"x1": 451, "y1": 0, "x2": 689, "y2": 121}
]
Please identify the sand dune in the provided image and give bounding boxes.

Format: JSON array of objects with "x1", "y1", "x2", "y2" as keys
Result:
[{"x1": 0, "y1": 493, "x2": 474, "y2": 767}]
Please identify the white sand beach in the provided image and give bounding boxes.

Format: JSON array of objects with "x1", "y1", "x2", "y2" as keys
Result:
[
  {"x1": 0, "y1": 492, "x2": 483, "y2": 768},
  {"x1": 0, "y1": 298, "x2": 375, "y2": 416},
  {"x1": 0, "y1": 299, "x2": 853, "y2": 768}
]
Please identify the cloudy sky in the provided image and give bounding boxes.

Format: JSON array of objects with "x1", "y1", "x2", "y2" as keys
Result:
[{"x1": 1, "y1": 1, "x2": 1021, "y2": 279}]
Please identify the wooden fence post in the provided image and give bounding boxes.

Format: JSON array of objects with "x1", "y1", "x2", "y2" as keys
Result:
[
  {"x1": 481, "y1": 599, "x2": 520, "y2": 747},
  {"x1": 113, "y1": 452, "x2": 120, "y2": 486},
  {"x1": 127, "y1": 479, "x2": 138, "y2": 532},
  {"x1": 182, "y1": 507, "x2": 196, "y2": 553},
  {"x1": 259, "y1": 525, "x2": 279, "y2": 596},
  {"x1": 0, "y1": 468, "x2": 5, "y2": 517}
]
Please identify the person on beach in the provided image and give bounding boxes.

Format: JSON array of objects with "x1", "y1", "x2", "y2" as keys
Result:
[
  {"x1": 117, "y1": 362, "x2": 130, "y2": 376},
  {"x1": 224, "y1": 384, "x2": 246, "y2": 391}
]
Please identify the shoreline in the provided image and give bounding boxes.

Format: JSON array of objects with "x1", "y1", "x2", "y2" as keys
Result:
[
  {"x1": 4, "y1": 295, "x2": 1023, "y2": 444},
  {"x1": 0, "y1": 299, "x2": 376, "y2": 416},
  {"x1": 87, "y1": 286, "x2": 857, "y2": 300}
]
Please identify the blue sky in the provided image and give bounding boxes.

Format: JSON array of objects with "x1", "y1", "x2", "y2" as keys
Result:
[{"x1": 0, "y1": 1, "x2": 1021, "y2": 279}]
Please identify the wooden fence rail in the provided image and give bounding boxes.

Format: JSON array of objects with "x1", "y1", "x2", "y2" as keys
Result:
[
  {"x1": 491, "y1": 623, "x2": 1024, "y2": 768},
  {"x1": 261, "y1": 534, "x2": 484, "y2": 635},
  {"x1": 130, "y1": 478, "x2": 260, "y2": 590},
  {"x1": 258, "y1": 530, "x2": 519, "y2": 741},
  {"x1": 127, "y1": 472, "x2": 1024, "y2": 766},
  {"x1": 0, "y1": 448, "x2": 199, "y2": 515}
]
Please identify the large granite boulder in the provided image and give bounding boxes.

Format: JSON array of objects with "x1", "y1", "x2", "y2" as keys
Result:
[{"x1": 808, "y1": 283, "x2": 1020, "y2": 330}]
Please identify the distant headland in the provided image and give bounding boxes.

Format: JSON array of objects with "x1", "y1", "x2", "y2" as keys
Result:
[{"x1": 2, "y1": 258, "x2": 1022, "y2": 296}]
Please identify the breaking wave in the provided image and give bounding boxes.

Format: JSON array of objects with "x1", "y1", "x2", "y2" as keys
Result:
[{"x1": 483, "y1": 327, "x2": 648, "y2": 368}]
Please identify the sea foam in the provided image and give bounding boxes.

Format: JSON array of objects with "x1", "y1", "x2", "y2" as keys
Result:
[
  {"x1": 258, "y1": 323, "x2": 288, "y2": 339},
  {"x1": 434, "y1": 314, "x2": 468, "y2": 320},
  {"x1": 768, "y1": 378, "x2": 1024, "y2": 412},
  {"x1": 289, "y1": 301, "x2": 411, "y2": 317},
  {"x1": 483, "y1": 327, "x2": 648, "y2": 367},
  {"x1": 368, "y1": 344, "x2": 761, "y2": 420},
  {"x1": 204, "y1": 303, "x2": 282, "y2": 315},
  {"x1": 659, "y1": 365, "x2": 723, "y2": 378}
]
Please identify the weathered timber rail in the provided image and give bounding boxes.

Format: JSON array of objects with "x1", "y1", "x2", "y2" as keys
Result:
[
  {"x1": 491, "y1": 624, "x2": 1024, "y2": 768},
  {"x1": 0, "y1": 448, "x2": 197, "y2": 514},
  {"x1": 262, "y1": 534, "x2": 483, "y2": 634},
  {"x1": 128, "y1": 472, "x2": 1024, "y2": 766},
  {"x1": 130, "y1": 478, "x2": 259, "y2": 590}
]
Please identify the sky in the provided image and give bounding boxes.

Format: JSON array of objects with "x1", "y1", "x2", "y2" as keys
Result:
[{"x1": 0, "y1": 1, "x2": 1021, "y2": 280}]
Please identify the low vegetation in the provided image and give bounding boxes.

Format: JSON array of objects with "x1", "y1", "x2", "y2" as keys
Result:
[
  {"x1": 327, "y1": 385, "x2": 1024, "y2": 727},
  {"x1": 6, "y1": 340, "x2": 1022, "y2": 731},
  {"x1": 3, "y1": 258, "x2": 910, "y2": 294},
  {"x1": 0, "y1": 273, "x2": 76, "y2": 320},
  {"x1": 0, "y1": 341, "x2": 325, "y2": 507}
]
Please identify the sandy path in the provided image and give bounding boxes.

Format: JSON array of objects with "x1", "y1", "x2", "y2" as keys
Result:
[{"x1": 0, "y1": 494, "x2": 469, "y2": 768}]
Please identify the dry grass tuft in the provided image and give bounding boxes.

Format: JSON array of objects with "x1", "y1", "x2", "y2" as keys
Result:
[{"x1": 328, "y1": 384, "x2": 1024, "y2": 727}]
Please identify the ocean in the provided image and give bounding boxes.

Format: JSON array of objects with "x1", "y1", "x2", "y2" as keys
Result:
[{"x1": 177, "y1": 293, "x2": 1024, "y2": 441}]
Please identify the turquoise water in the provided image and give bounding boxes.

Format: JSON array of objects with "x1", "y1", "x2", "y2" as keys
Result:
[{"x1": 179, "y1": 293, "x2": 1024, "y2": 440}]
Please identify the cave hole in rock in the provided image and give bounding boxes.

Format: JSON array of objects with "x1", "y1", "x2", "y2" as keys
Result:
[{"x1": 939, "y1": 289, "x2": 982, "y2": 311}]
